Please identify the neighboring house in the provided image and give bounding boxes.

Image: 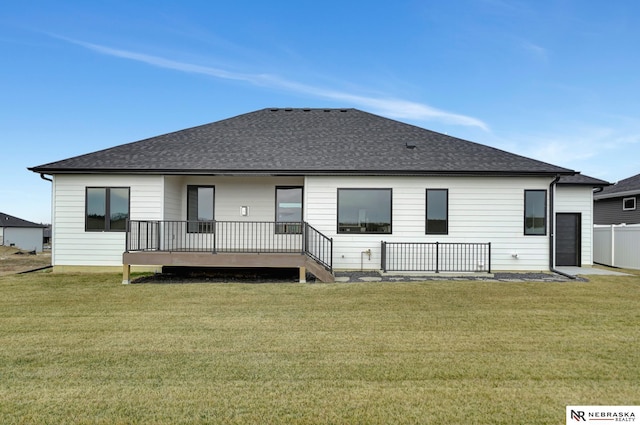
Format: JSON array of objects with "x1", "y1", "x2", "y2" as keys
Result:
[
  {"x1": 43, "y1": 226, "x2": 52, "y2": 249},
  {"x1": 29, "y1": 108, "x2": 609, "y2": 282},
  {"x1": 0, "y1": 212, "x2": 46, "y2": 252},
  {"x1": 594, "y1": 172, "x2": 640, "y2": 225}
]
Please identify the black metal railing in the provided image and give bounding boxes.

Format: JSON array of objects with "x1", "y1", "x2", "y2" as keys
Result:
[
  {"x1": 126, "y1": 220, "x2": 333, "y2": 271},
  {"x1": 304, "y1": 222, "x2": 333, "y2": 271},
  {"x1": 381, "y1": 241, "x2": 491, "y2": 273}
]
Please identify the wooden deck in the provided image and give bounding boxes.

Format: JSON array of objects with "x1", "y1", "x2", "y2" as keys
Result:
[{"x1": 122, "y1": 251, "x2": 334, "y2": 284}]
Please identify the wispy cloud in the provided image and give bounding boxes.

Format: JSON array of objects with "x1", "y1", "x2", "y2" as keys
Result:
[
  {"x1": 521, "y1": 41, "x2": 549, "y2": 61},
  {"x1": 532, "y1": 128, "x2": 639, "y2": 161},
  {"x1": 56, "y1": 36, "x2": 489, "y2": 131},
  {"x1": 500, "y1": 125, "x2": 640, "y2": 180}
]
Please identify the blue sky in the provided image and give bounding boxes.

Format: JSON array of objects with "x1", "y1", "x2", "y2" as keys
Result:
[{"x1": 2, "y1": 0, "x2": 639, "y2": 224}]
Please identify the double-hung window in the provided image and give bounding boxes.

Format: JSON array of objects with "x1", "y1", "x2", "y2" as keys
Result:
[
  {"x1": 85, "y1": 187, "x2": 130, "y2": 232},
  {"x1": 276, "y1": 186, "x2": 303, "y2": 234},
  {"x1": 187, "y1": 186, "x2": 215, "y2": 233},
  {"x1": 337, "y1": 188, "x2": 392, "y2": 234},
  {"x1": 426, "y1": 189, "x2": 448, "y2": 234},
  {"x1": 524, "y1": 190, "x2": 547, "y2": 235}
]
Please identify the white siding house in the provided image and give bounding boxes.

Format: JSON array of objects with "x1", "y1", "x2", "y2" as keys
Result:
[
  {"x1": 306, "y1": 175, "x2": 553, "y2": 271},
  {"x1": 52, "y1": 174, "x2": 163, "y2": 267},
  {"x1": 30, "y1": 108, "x2": 609, "y2": 281},
  {"x1": 0, "y1": 212, "x2": 46, "y2": 252}
]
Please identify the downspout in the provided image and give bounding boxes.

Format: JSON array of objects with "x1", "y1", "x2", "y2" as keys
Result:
[
  {"x1": 549, "y1": 174, "x2": 577, "y2": 280},
  {"x1": 39, "y1": 173, "x2": 54, "y2": 265}
]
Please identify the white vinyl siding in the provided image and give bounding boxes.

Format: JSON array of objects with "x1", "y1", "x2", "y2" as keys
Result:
[
  {"x1": 51, "y1": 175, "x2": 303, "y2": 267},
  {"x1": 52, "y1": 174, "x2": 163, "y2": 266},
  {"x1": 305, "y1": 175, "x2": 553, "y2": 271},
  {"x1": 51, "y1": 173, "x2": 593, "y2": 272},
  {"x1": 163, "y1": 176, "x2": 184, "y2": 220},
  {"x1": 180, "y1": 176, "x2": 304, "y2": 221},
  {"x1": 2, "y1": 227, "x2": 43, "y2": 252},
  {"x1": 556, "y1": 185, "x2": 594, "y2": 266}
]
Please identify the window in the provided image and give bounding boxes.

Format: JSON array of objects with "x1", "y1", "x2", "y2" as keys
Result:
[
  {"x1": 85, "y1": 187, "x2": 130, "y2": 232},
  {"x1": 524, "y1": 190, "x2": 547, "y2": 235},
  {"x1": 276, "y1": 186, "x2": 303, "y2": 234},
  {"x1": 426, "y1": 189, "x2": 448, "y2": 234},
  {"x1": 337, "y1": 188, "x2": 392, "y2": 234},
  {"x1": 187, "y1": 186, "x2": 215, "y2": 233},
  {"x1": 623, "y1": 197, "x2": 636, "y2": 211}
]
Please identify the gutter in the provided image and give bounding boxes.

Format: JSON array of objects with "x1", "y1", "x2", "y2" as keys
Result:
[
  {"x1": 594, "y1": 188, "x2": 640, "y2": 200},
  {"x1": 28, "y1": 165, "x2": 576, "y2": 178},
  {"x1": 38, "y1": 173, "x2": 54, "y2": 266},
  {"x1": 548, "y1": 174, "x2": 577, "y2": 279}
]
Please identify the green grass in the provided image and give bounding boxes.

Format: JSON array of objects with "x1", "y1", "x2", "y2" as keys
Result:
[{"x1": 1, "y1": 271, "x2": 639, "y2": 424}]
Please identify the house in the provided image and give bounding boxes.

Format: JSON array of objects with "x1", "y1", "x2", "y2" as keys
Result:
[
  {"x1": 594, "y1": 172, "x2": 640, "y2": 225},
  {"x1": 29, "y1": 108, "x2": 609, "y2": 283},
  {"x1": 43, "y1": 226, "x2": 52, "y2": 249},
  {"x1": 0, "y1": 212, "x2": 46, "y2": 252}
]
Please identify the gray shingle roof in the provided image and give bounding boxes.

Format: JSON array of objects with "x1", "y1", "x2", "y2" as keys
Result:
[
  {"x1": 594, "y1": 172, "x2": 640, "y2": 199},
  {"x1": 558, "y1": 174, "x2": 610, "y2": 186},
  {"x1": 30, "y1": 108, "x2": 575, "y2": 176},
  {"x1": 0, "y1": 212, "x2": 45, "y2": 228}
]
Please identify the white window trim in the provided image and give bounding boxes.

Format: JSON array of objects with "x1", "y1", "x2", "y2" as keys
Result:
[{"x1": 623, "y1": 197, "x2": 636, "y2": 211}]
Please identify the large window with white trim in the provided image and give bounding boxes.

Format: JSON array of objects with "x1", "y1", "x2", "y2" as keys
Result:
[{"x1": 337, "y1": 188, "x2": 392, "y2": 234}]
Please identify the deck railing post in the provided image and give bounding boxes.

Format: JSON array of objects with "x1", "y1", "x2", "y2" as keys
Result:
[
  {"x1": 156, "y1": 221, "x2": 161, "y2": 251},
  {"x1": 381, "y1": 241, "x2": 386, "y2": 272},
  {"x1": 212, "y1": 221, "x2": 217, "y2": 253},
  {"x1": 329, "y1": 237, "x2": 333, "y2": 270},
  {"x1": 125, "y1": 220, "x2": 130, "y2": 252},
  {"x1": 302, "y1": 221, "x2": 308, "y2": 255},
  {"x1": 435, "y1": 241, "x2": 440, "y2": 273}
]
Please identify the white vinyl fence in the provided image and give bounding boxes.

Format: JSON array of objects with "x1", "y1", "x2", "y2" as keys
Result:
[{"x1": 594, "y1": 224, "x2": 640, "y2": 270}]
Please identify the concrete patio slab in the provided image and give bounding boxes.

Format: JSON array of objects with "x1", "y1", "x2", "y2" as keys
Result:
[{"x1": 555, "y1": 266, "x2": 630, "y2": 276}]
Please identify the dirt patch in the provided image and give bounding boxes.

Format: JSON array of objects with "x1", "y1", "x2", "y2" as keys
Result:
[{"x1": 0, "y1": 246, "x2": 52, "y2": 276}]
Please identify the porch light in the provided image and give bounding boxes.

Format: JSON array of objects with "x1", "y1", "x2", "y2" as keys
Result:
[{"x1": 241, "y1": 206, "x2": 248, "y2": 216}]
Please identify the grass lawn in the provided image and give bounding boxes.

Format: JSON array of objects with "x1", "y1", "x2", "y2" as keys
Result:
[{"x1": 1, "y1": 271, "x2": 639, "y2": 424}]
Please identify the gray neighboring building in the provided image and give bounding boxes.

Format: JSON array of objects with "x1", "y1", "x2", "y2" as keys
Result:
[
  {"x1": 0, "y1": 212, "x2": 46, "y2": 252},
  {"x1": 594, "y1": 173, "x2": 640, "y2": 225}
]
